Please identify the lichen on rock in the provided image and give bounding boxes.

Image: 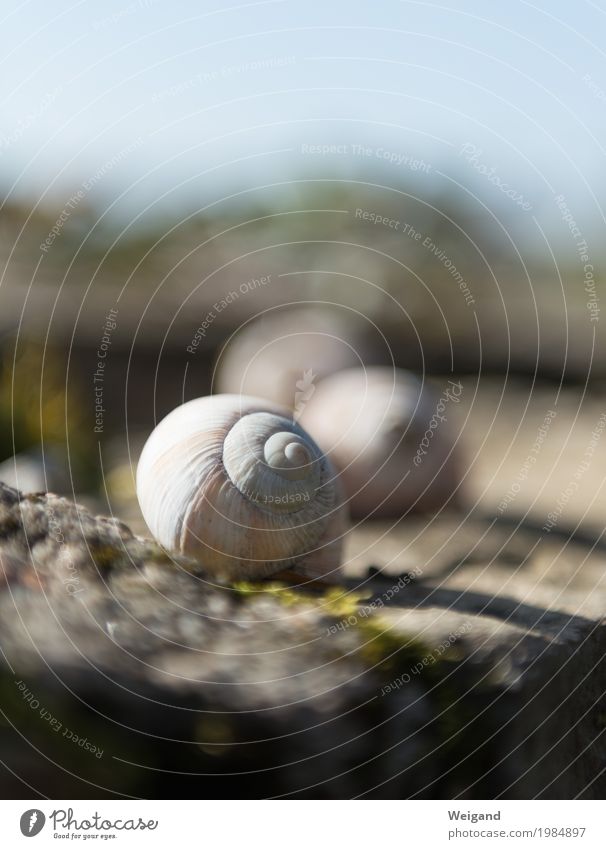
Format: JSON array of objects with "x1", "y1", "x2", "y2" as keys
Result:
[{"x1": 0, "y1": 482, "x2": 604, "y2": 799}]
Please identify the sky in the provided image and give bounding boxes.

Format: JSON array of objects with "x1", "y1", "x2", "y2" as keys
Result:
[{"x1": 1, "y1": 0, "x2": 605, "y2": 236}]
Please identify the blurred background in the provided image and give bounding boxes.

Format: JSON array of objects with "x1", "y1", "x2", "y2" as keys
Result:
[{"x1": 0, "y1": 0, "x2": 605, "y2": 535}]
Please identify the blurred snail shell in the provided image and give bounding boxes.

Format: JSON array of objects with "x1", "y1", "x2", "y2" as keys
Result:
[
  {"x1": 136, "y1": 395, "x2": 347, "y2": 580},
  {"x1": 215, "y1": 307, "x2": 374, "y2": 410},
  {"x1": 299, "y1": 367, "x2": 462, "y2": 518}
]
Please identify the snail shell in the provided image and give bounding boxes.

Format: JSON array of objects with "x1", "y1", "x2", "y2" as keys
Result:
[
  {"x1": 299, "y1": 367, "x2": 462, "y2": 518},
  {"x1": 136, "y1": 395, "x2": 347, "y2": 580},
  {"x1": 215, "y1": 307, "x2": 373, "y2": 410}
]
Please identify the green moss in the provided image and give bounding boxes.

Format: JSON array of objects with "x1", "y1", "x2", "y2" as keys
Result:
[
  {"x1": 231, "y1": 580, "x2": 364, "y2": 617},
  {"x1": 91, "y1": 543, "x2": 123, "y2": 571},
  {"x1": 229, "y1": 580, "x2": 432, "y2": 674},
  {"x1": 228, "y1": 578, "x2": 498, "y2": 792}
]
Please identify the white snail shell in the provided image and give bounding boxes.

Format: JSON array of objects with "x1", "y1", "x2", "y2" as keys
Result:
[
  {"x1": 136, "y1": 395, "x2": 347, "y2": 580},
  {"x1": 299, "y1": 367, "x2": 462, "y2": 518}
]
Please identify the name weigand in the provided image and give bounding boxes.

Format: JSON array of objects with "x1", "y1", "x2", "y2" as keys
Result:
[{"x1": 448, "y1": 810, "x2": 501, "y2": 823}]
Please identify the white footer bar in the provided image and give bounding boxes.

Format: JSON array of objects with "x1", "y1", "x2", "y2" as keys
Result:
[{"x1": 1, "y1": 799, "x2": 603, "y2": 847}]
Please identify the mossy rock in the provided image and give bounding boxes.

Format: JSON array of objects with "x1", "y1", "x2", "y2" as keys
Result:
[{"x1": 0, "y1": 483, "x2": 604, "y2": 798}]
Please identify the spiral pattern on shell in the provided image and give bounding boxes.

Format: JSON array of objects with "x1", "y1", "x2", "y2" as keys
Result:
[{"x1": 136, "y1": 395, "x2": 347, "y2": 580}]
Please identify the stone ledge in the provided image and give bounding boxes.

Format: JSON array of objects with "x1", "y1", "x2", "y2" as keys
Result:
[{"x1": 0, "y1": 483, "x2": 604, "y2": 798}]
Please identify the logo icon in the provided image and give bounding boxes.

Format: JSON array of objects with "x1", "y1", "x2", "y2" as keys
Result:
[
  {"x1": 293, "y1": 369, "x2": 316, "y2": 422},
  {"x1": 19, "y1": 810, "x2": 45, "y2": 837}
]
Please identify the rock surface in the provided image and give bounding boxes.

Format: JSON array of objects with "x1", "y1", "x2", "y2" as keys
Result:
[{"x1": 0, "y1": 482, "x2": 604, "y2": 798}]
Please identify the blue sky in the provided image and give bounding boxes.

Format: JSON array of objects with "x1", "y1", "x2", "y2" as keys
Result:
[{"x1": 1, "y1": 0, "x2": 605, "y2": 235}]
